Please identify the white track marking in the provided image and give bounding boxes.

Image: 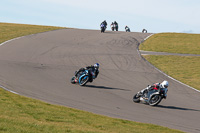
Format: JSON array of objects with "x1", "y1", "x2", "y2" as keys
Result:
[{"x1": 0, "y1": 85, "x2": 19, "y2": 94}]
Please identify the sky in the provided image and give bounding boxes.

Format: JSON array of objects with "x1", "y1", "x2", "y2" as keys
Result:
[{"x1": 1, "y1": 0, "x2": 200, "y2": 33}]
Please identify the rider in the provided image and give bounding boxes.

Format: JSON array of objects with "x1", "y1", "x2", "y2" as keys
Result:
[
  {"x1": 100, "y1": 20, "x2": 107, "y2": 28},
  {"x1": 114, "y1": 21, "x2": 118, "y2": 26},
  {"x1": 125, "y1": 26, "x2": 130, "y2": 32},
  {"x1": 75, "y1": 63, "x2": 99, "y2": 82},
  {"x1": 141, "y1": 80, "x2": 169, "y2": 98},
  {"x1": 142, "y1": 29, "x2": 147, "y2": 33},
  {"x1": 113, "y1": 21, "x2": 118, "y2": 31}
]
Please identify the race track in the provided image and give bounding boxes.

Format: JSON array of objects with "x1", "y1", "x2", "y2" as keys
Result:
[{"x1": 0, "y1": 29, "x2": 199, "y2": 133}]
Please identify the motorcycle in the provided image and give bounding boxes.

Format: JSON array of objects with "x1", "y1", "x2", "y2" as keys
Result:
[
  {"x1": 100, "y1": 24, "x2": 106, "y2": 33},
  {"x1": 71, "y1": 69, "x2": 93, "y2": 86},
  {"x1": 125, "y1": 27, "x2": 130, "y2": 32},
  {"x1": 133, "y1": 86, "x2": 168, "y2": 106},
  {"x1": 111, "y1": 25, "x2": 114, "y2": 31}
]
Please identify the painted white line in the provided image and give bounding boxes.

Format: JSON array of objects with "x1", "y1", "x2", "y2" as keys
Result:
[
  {"x1": 0, "y1": 36, "x2": 24, "y2": 46},
  {"x1": 0, "y1": 85, "x2": 19, "y2": 94},
  {"x1": 144, "y1": 34, "x2": 154, "y2": 40},
  {"x1": 139, "y1": 34, "x2": 200, "y2": 93}
]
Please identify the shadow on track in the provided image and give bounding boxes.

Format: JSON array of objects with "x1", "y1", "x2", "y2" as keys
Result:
[
  {"x1": 157, "y1": 105, "x2": 200, "y2": 112},
  {"x1": 85, "y1": 85, "x2": 131, "y2": 91}
]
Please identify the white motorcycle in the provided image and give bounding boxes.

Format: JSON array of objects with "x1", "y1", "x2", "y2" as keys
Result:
[{"x1": 133, "y1": 86, "x2": 168, "y2": 106}]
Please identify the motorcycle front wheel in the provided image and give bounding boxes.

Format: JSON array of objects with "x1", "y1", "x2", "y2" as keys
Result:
[
  {"x1": 149, "y1": 94, "x2": 162, "y2": 106},
  {"x1": 79, "y1": 76, "x2": 89, "y2": 86},
  {"x1": 101, "y1": 28, "x2": 105, "y2": 33},
  {"x1": 133, "y1": 93, "x2": 140, "y2": 103}
]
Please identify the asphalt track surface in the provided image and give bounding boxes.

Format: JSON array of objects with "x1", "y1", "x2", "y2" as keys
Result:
[{"x1": 0, "y1": 29, "x2": 199, "y2": 133}]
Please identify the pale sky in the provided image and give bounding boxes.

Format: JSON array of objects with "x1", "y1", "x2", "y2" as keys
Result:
[{"x1": 1, "y1": 0, "x2": 200, "y2": 33}]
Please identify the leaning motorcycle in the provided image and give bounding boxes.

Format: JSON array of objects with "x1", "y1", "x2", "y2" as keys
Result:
[
  {"x1": 125, "y1": 27, "x2": 130, "y2": 32},
  {"x1": 71, "y1": 70, "x2": 93, "y2": 86},
  {"x1": 133, "y1": 86, "x2": 168, "y2": 106}
]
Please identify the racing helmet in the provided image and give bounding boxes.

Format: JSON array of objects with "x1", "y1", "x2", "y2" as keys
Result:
[
  {"x1": 94, "y1": 63, "x2": 99, "y2": 69},
  {"x1": 160, "y1": 80, "x2": 169, "y2": 88}
]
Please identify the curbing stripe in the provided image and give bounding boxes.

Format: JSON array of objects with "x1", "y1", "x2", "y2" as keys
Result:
[
  {"x1": 0, "y1": 36, "x2": 24, "y2": 46},
  {"x1": 0, "y1": 85, "x2": 19, "y2": 94}
]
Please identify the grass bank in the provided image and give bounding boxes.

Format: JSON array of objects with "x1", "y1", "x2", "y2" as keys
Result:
[
  {"x1": 0, "y1": 23, "x2": 184, "y2": 132},
  {"x1": 143, "y1": 55, "x2": 200, "y2": 90},
  {"x1": 140, "y1": 33, "x2": 200, "y2": 54},
  {"x1": 0, "y1": 88, "x2": 183, "y2": 133},
  {"x1": 140, "y1": 33, "x2": 200, "y2": 91},
  {"x1": 0, "y1": 22, "x2": 65, "y2": 44}
]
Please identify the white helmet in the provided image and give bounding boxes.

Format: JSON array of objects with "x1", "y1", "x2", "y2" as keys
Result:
[{"x1": 160, "y1": 80, "x2": 169, "y2": 88}]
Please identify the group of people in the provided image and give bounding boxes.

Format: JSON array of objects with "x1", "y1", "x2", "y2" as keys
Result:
[{"x1": 100, "y1": 20, "x2": 148, "y2": 33}]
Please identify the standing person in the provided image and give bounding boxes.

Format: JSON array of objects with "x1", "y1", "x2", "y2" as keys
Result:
[
  {"x1": 110, "y1": 22, "x2": 114, "y2": 31},
  {"x1": 114, "y1": 21, "x2": 118, "y2": 31}
]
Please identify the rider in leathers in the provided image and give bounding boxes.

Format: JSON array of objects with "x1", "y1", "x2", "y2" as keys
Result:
[
  {"x1": 140, "y1": 80, "x2": 169, "y2": 99},
  {"x1": 100, "y1": 20, "x2": 107, "y2": 28},
  {"x1": 75, "y1": 63, "x2": 99, "y2": 82}
]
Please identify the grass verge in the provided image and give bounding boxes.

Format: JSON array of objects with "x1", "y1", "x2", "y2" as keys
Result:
[
  {"x1": 140, "y1": 33, "x2": 200, "y2": 54},
  {"x1": 143, "y1": 55, "x2": 200, "y2": 91},
  {"x1": 0, "y1": 22, "x2": 65, "y2": 44},
  {"x1": 0, "y1": 88, "x2": 183, "y2": 133},
  {"x1": 140, "y1": 33, "x2": 200, "y2": 91}
]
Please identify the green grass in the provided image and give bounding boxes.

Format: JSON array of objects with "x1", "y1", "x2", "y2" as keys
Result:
[
  {"x1": 0, "y1": 22, "x2": 65, "y2": 44},
  {"x1": 0, "y1": 88, "x2": 183, "y2": 133},
  {"x1": 0, "y1": 23, "x2": 184, "y2": 132},
  {"x1": 140, "y1": 33, "x2": 200, "y2": 54},
  {"x1": 140, "y1": 33, "x2": 200, "y2": 91},
  {"x1": 143, "y1": 55, "x2": 200, "y2": 90}
]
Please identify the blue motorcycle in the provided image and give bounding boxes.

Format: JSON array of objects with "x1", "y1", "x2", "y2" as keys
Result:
[
  {"x1": 100, "y1": 24, "x2": 106, "y2": 33},
  {"x1": 71, "y1": 70, "x2": 91, "y2": 86}
]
